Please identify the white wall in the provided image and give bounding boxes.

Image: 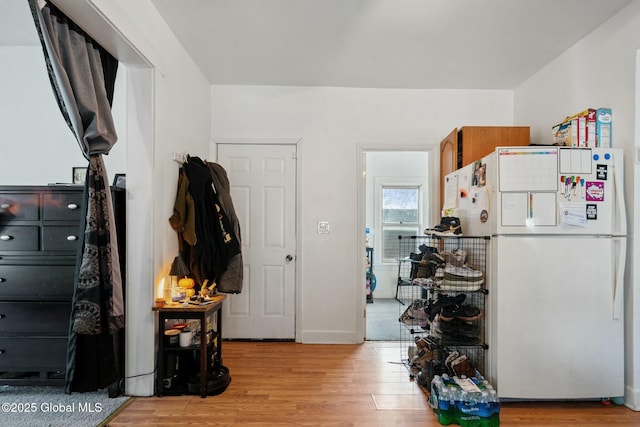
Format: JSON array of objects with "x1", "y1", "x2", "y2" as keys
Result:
[
  {"x1": 365, "y1": 151, "x2": 429, "y2": 298},
  {"x1": 0, "y1": 46, "x2": 126, "y2": 184},
  {"x1": 211, "y1": 85, "x2": 516, "y2": 343},
  {"x1": 81, "y1": 0, "x2": 212, "y2": 397},
  {"x1": 514, "y1": 0, "x2": 640, "y2": 409}
]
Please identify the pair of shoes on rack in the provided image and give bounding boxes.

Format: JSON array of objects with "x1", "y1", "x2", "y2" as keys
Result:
[
  {"x1": 444, "y1": 351, "x2": 477, "y2": 378},
  {"x1": 424, "y1": 293, "x2": 466, "y2": 322},
  {"x1": 443, "y1": 249, "x2": 467, "y2": 267},
  {"x1": 439, "y1": 264, "x2": 484, "y2": 291},
  {"x1": 417, "y1": 254, "x2": 441, "y2": 279},
  {"x1": 424, "y1": 293, "x2": 467, "y2": 323},
  {"x1": 415, "y1": 335, "x2": 439, "y2": 350},
  {"x1": 424, "y1": 217, "x2": 462, "y2": 236},
  {"x1": 438, "y1": 317, "x2": 479, "y2": 335},
  {"x1": 451, "y1": 355, "x2": 477, "y2": 378},
  {"x1": 399, "y1": 299, "x2": 430, "y2": 327},
  {"x1": 431, "y1": 315, "x2": 481, "y2": 346},
  {"x1": 410, "y1": 347, "x2": 439, "y2": 370},
  {"x1": 439, "y1": 304, "x2": 483, "y2": 322},
  {"x1": 443, "y1": 264, "x2": 483, "y2": 280}
]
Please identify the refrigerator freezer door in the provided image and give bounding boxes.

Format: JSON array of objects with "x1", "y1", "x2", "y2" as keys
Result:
[{"x1": 493, "y1": 235, "x2": 624, "y2": 399}]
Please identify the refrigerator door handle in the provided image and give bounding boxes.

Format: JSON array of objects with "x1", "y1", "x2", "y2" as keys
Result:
[
  {"x1": 613, "y1": 237, "x2": 626, "y2": 320},
  {"x1": 613, "y1": 162, "x2": 627, "y2": 236}
]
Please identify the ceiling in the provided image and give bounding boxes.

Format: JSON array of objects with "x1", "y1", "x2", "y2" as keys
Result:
[
  {"x1": 149, "y1": 0, "x2": 632, "y2": 89},
  {"x1": 2, "y1": 0, "x2": 633, "y2": 90}
]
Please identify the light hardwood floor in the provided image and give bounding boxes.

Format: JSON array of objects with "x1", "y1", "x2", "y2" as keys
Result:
[{"x1": 108, "y1": 341, "x2": 640, "y2": 426}]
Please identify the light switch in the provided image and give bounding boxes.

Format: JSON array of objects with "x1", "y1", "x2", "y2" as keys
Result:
[{"x1": 317, "y1": 221, "x2": 330, "y2": 234}]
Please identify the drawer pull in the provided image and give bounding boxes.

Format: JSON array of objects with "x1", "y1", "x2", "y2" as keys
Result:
[
  {"x1": 67, "y1": 203, "x2": 79, "y2": 210},
  {"x1": 0, "y1": 314, "x2": 4, "y2": 319},
  {"x1": 66, "y1": 235, "x2": 78, "y2": 241},
  {"x1": 0, "y1": 235, "x2": 12, "y2": 241},
  {"x1": 0, "y1": 350, "x2": 4, "y2": 355},
  {"x1": 0, "y1": 203, "x2": 10, "y2": 209},
  {"x1": 0, "y1": 278, "x2": 5, "y2": 283}
]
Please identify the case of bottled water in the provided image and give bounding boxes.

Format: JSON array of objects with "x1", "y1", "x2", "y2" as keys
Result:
[{"x1": 429, "y1": 374, "x2": 500, "y2": 426}]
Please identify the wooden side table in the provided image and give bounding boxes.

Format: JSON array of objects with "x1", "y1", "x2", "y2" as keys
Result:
[{"x1": 153, "y1": 295, "x2": 225, "y2": 398}]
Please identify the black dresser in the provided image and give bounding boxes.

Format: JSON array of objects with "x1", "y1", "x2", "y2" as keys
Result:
[{"x1": 0, "y1": 185, "x2": 125, "y2": 385}]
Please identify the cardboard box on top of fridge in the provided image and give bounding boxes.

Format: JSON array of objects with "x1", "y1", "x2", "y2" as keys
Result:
[
  {"x1": 551, "y1": 115, "x2": 582, "y2": 146},
  {"x1": 552, "y1": 120, "x2": 571, "y2": 146},
  {"x1": 584, "y1": 109, "x2": 597, "y2": 147},
  {"x1": 566, "y1": 109, "x2": 591, "y2": 147},
  {"x1": 596, "y1": 108, "x2": 612, "y2": 148},
  {"x1": 552, "y1": 108, "x2": 611, "y2": 147},
  {"x1": 572, "y1": 108, "x2": 597, "y2": 147}
]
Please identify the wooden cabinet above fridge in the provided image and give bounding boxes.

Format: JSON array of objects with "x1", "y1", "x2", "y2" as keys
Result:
[{"x1": 439, "y1": 126, "x2": 530, "y2": 211}]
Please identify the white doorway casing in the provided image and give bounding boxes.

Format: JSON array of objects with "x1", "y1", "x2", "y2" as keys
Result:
[
  {"x1": 357, "y1": 144, "x2": 439, "y2": 341},
  {"x1": 216, "y1": 142, "x2": 298, "y2": 339}
]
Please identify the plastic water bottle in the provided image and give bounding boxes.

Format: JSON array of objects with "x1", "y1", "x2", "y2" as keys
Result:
[
  {"x1": 436, "y1": 384, "x2": 454, "y2": 425},
  {"x1": 448, "y1": 386, "x2": 464, "y2": 426},
  {"x1": 486, "y1": 389, "x2": 500, "y2": 426},
  {"x1": 441, "y1": 373, "x2": 451, "y2": 387},
  {"x1": 457, "y1": 389, "x2": 479, "y2": 427},
  {"x1": 430, "y1": 375, "x2": 442, "y2": 395},
  {"x1": 477, "y1": 391, "x2": 490, "y2": 418},
  {"x1": 429, "y1": 375, "x2": 442, "y2": 410}
]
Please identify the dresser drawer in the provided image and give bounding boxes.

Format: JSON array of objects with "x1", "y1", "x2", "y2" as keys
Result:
[
  {"x1": 0, "y1": 193, "x2": 39, "y2": 221},
  {"x1": 0, "y1": 337, "x2": 67, "y2": 370},
  {"x1": 43, "y1": 191, "x2": 83, "y2": 221},
  {"x1": 42, "y1": 225, "x2": 81, "y2": 252},
  {"x1": 0, "y1": 226, "x2": 39, "y2": 251},
  {"x1": 0, "y1": 302, "x2": 70, "y2": 334},
  {"x1": 0, "y1": 264, "x2": 74, "y2": 300}
]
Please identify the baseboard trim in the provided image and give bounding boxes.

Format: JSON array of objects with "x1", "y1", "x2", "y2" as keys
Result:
[
  {"x1": 300, "y1": 330, "x2": 360, "y2": 344},
  {"x1": 625, "y1": 384, "x2": 640, "y2": 411}
]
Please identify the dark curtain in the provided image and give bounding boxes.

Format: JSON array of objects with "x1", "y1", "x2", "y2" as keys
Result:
[{"x1": 29, "y1": 0, "x2": 124, "y2": 393}]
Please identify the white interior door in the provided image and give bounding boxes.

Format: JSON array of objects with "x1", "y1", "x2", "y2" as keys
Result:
[{"x1": 216, "y1": 144, "x2": 296, "y2": 339}]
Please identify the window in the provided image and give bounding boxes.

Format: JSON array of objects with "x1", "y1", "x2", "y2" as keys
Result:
[{"x1": 381, "y1": 186, "x2": 420, "y2": 261}]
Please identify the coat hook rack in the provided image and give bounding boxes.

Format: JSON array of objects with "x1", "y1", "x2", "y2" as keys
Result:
[{"x1": 172, "y1": 151, "x2": 188, "y2": 164}]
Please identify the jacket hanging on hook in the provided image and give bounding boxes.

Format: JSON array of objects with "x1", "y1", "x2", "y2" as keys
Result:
[{"x1": 171, "y1": 155, "x2": 241, "y2": 290}]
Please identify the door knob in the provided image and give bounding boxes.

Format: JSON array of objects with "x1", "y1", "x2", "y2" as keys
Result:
[{"x1": 285, "y1": 255, "x2": 293, "y2": 262}]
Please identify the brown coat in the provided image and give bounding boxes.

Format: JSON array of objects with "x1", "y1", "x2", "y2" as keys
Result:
[{"x1": 169, "y1": 168, "x2": 197, "y2": 251}]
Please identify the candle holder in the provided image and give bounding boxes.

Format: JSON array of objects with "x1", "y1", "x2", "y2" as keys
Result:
[{"x1": 166, "y1": 255, "x2": 190, "y2": 304}]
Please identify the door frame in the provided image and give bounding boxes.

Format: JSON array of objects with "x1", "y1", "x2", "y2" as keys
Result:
[
  {"x1": 212, "y1": 137, "x2": 302, "y2": 341},
  {"x1": 356, "y1": 143, "x2": 439, "y2": 341}
]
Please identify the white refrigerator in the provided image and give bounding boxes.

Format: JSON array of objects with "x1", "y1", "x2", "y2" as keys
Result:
[{"x1": 444, "y1": 146, "x2": 626, "y2": 400}]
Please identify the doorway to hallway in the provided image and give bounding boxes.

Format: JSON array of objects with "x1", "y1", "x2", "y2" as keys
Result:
[{"x1": 363, "y1": 150, "x2": 430, "y2": 341}]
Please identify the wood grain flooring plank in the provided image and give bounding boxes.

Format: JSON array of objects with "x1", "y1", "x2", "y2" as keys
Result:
[{"x1": 109, "y1": 341, "x2": 640, "y2": 426}]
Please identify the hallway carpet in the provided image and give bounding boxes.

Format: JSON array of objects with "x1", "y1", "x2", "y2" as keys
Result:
[{"x1": 366, "y1": 298, "x2": 402, "y2": 341}]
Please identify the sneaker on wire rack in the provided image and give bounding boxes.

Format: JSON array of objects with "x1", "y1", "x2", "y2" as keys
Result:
[
  {"x1": 440, "y1": 304, "x2": 483, "y2": 322},
  {"x1": 444, "y1": 249, "x2": 467, "y2": 267},
  {"x1": 444, "y1": 350, "x2": 460, "y2": 374},
  {"x1": 451, "y1": 354, "x2": 477, "y2": 378},
  {"x1": 424, "y1": 217, "x2": 462, "y2": 237},
  {"x1": 442, "y1": 333, "x2": 481, "y2": 346},
  {"x1": 443, "y1": 264, "x2": 483, "y2": 280},
  {"x1": 440, "y1": 264, "x2": 484, "y2": 291},
  {"x1": 438, "y1": 317, "x2": 479, "y2": 335}
]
